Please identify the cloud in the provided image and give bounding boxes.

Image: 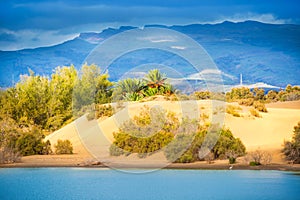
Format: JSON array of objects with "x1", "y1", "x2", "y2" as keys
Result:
[
  {"x1": 140, "y1": 36, "x2": 176, "y2": 43},
  {"x1": 0, "y1": 29, "x2": 77, "y2": 50},
  {"x1": 171, "y1": 46, "x2": 186, "y2": 50},
  {"x1": 0, "y1": 30, "x2": 18, "y2": 42},
  {"x1": 190, "y1": 69, "x2": 236, "y2": 80},
  {"x1": 171, "y1": 69, "x2": 236, "y2": 81},
  {"x1": 0, "y1": 1, "x2": 298, "y2": 50},
  {"x1": 210, "y1": 13, "x2": 292, "y2": 24},
  {"x1": 3, "y1": 1, "x2": 294, "y2": 32}
]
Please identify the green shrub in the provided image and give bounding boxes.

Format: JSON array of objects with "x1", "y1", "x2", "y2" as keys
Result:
[
  {"x1": 226, "y1": 105, "x2": 242, "y2": 117},
  {"x1": 96, "y1": 104, "x2": 114, "y2": 118},
  {"x1": 253, "y1": 88, "x2": 265, "y2": 101},
  {"x1": 213, "y1": 129, "x2": 246, "y2": 159},
  {"x1": 194, "y1": 91, "x2": 211, "y2": 100},
  {"x1": 55, "y1": 139, "x2": 73, "y2": 154},
  {"x1": 226, "y1": 87, "x2": 254, "y2": 102},
  {"x1": 266, "y1": 90, "x2": 278, "y2": 102},
  {"x1": 109, "y1": 144, "x2": 125, "y2": 156},
  {"x1": 238, "y1": 98, "x2": 254, "y2": 106},
  {"x1": 249, "y1": 161, "x2": 261, "y2": 166},
  {"x1": 229, "y1": 157, "x2": 236, "y2": 164},
  {"x1": 200, "y1": 113, "x2": 209, "y2": 121},
  {"x1": 15, "y1": 128, "x2": 52, "y2": 156},
  {"x1": 282, "y1": 122, "x2": 300, "y2": 164},
  {"x1": 253, "y1": 101, "x2": 267, "y2": 112},
  {"x1": 164, "y1": 133, "x2": 196, "y2": 163},
  {"x1": 177, "y1": 151, "x2": 194, "y2": 163},
  {"x1": 165, "y1": 127, "x2": 246, "y2": 163},
  {"x1": 110, "y1": 107, "x2": 178, "y2": 157},
  {"x1": 249, "y1": 108, "x2": 261, "y2": 118}
]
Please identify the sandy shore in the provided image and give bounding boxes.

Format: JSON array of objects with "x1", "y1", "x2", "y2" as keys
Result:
[{"x1": 1, "y1": 154, "x2": 300, "y2": 171}]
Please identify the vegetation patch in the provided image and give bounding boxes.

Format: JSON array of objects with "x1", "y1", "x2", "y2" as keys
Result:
[
  {"x1": 282, "y1": 122, "x2": 300, "y2": 164},
  {"x1": 249, "y1": 108, "x2": 261, "y2": 118},
  {"x1": 253, "y1": 101, "x2": 267, "y2": 113},
  {"x1": 96, "y1": 104, "x2": 114, "y2": 118},
  {"x1": 109, "y1": 106, "x2": 179, "y2": 157},
  {"x1": 244, "y1": 149, "x2": 272, "y2": 165},
  {"x1": 226, "y1": 105, "x2": 242, "y2": 117},
  {"x1": 110, "y1": 105, "x2": 246, "y2": 163},
  {"x1": 113, "y1": 69, "x2": 176, "y2": 102},
  {"x1": 55, "y1": 139, "x2": 73, "y2": 154}
]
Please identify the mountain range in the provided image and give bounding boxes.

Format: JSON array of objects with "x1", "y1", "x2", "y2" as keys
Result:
[{"x1": 0, "y1": 20, "x2": 299, "y2": 89}]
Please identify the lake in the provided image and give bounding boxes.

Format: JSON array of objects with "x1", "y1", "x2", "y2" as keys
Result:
[{"x1": 0, "y1": 168, "x2": 299, "y2": 200}]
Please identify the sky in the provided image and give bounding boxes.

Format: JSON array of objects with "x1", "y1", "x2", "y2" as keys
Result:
[{"x1": 1, "y1": 0, "x2": 300, "y2": 50}]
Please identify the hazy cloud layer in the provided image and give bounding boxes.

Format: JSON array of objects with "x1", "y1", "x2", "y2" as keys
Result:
[{"x1": 0, "y1": 0, "x2": 299, "y2": 50}]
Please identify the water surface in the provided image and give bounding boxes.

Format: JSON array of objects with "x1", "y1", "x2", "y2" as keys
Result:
[{"x1": 0, "y1": 168, "x2": 299, "y2": 200}]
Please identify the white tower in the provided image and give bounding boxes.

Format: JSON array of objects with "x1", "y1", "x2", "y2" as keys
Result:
[{"x1": 240, "y1": 74, "x2": 243, "y2": 86}]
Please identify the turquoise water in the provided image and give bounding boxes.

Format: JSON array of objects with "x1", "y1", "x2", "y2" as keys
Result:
[{"x1": 0, "y1": 168, "x2": 299, "y2": 200}]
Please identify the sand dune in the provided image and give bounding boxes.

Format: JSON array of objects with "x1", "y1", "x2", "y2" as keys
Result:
[{"x1": 45, "y1": 100, "x2": 300, "y2": 165}]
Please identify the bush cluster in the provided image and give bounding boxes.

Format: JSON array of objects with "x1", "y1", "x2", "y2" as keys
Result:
[
  {"x1": 109, "y1": 106, "x2": 179, "y2": 157},
  {"x1": 226, "y1": 105, "x2": 242, "y2": 117},
  {"x1": 110, "y1": 106, "x2": 246, "y2": 164},
  {"x1": 282, "y1": 122, "x2": 300, "y2": 164},
  {"x1": 54, "y1": 139, "x2": 73, "y2": 154}
]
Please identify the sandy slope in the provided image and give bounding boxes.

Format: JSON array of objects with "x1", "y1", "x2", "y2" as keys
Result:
[
  {"x1": 266, "y1": 100, "x2": 300, "y2": 109},
  {"x1": 44, "y1": 100, "x2": 300, "y2": 165}
]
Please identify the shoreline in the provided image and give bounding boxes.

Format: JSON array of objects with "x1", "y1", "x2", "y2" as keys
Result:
[{"x1": 1, "y1": 162, "x2": 300, "y2": 171}]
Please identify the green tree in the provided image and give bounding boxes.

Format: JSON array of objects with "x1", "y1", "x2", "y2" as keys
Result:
[
  {"x1": 15, "y1": 126, "x2": 51, "y2": 156},
  {"x1": 253, "y1": 88, "x2": 265, "y2": 101},
  {"x1": 113, "y1": 78, "x2": 144, "y2": 101},
  {"x1": 226, "y1": 87, "x2": 254, "y2": 102},
  {"x1": 213, "y1": 128, "x2": 246, "y2": 160},
  {"x1": 194, "y1": 91, "x2": 211, "y2": 100},
  {"x1": 13, "y1": 71, "x2": 50, "y2": 128},
  {"x1": 143, "y1": 69, "x2": 167, "y2": 89},
  {"x1": 73, "y1": 64, "x2": 113, "y2": 111},
  {"x1": 266, "y1": 90, "x2": 278, "y2": 102},
  {"x1": 47, "y1": 66, "x2": 77, "y2": 130}
]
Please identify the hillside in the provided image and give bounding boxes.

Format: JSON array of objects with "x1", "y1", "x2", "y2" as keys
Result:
[{"x1": 1, "y1": 21, "x2": 300, "y2": 88}]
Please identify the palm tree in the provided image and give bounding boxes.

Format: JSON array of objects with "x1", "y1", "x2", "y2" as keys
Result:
[
  {"x1": 162, "y1": 83, "x2": 177, "y2": 96},
  {"x1": 117, "y1": 78, "x2": 144, "y2": 94},
  {"x1": 143, "y1": 69, "x2": 167, "y2": 89},
  {"x1": 113, "y1": 78, "x2": 144, "y2": 101}
]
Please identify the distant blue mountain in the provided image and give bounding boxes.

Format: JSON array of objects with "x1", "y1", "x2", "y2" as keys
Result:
[{"x1": 0, "y1": 21, "x2": 299, "y2": 88}]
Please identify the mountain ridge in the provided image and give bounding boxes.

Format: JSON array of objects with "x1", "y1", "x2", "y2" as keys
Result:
[{"x1": 0, "y1": 21, "x2": 299, "y2": 88}]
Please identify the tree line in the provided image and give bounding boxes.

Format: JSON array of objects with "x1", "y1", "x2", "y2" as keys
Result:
[{"x1": 0, "y1": 64, "x2": 112, "y2": 163}]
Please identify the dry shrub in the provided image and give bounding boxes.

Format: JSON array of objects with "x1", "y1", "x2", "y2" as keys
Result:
[
  {"x1": 226, "y1": 105, "x2": 242, "y2": 117},
  {"x1": 249, "y1": 108, "x2": 261, "y2": 118},
  {"x1": 253, "y1": 101, "x2": 268, "y2": 112},
  {"x1": 238, "y1": 98, "x2": 254, "y2": 106},
  {"x1": 0, "y1": 147, "x2": 21, "y2": 164},
  {"x1": 244, "y1": 150, "x2": 272, "y2": 165}
]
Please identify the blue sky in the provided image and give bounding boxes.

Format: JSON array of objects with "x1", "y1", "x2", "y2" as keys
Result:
[{"x1": 1, "y1": 0, "x2": 300, "y2": 50}]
